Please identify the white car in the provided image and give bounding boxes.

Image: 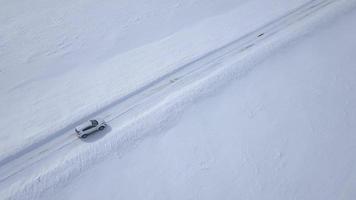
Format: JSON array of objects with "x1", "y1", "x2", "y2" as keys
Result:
[{"x1": 75, "y1": 118, "x2": 107, "y2": 138}]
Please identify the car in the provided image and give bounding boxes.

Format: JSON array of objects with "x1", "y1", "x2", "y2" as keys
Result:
[{"x1": 75, "y1": 118, "x2": 107, "y2": 138}]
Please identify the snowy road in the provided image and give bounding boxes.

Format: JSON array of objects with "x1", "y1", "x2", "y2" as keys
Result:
[{"x1": 0, "y1": 0, "x2": 355, "y2": 199}]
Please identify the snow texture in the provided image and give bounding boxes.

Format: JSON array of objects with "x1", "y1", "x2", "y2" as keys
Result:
[
  {"x1": 0, "y1": 0, "x2": 309, "y2": 161},
  {"x1": 46, "y1": 2, "x2": 356, "y2": 199},
  {"x1": 0, "y1": 0, "x2": 356, "y2": 199}
]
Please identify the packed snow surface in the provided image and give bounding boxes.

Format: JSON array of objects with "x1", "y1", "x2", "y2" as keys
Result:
[{"x1": 46, "y1": 6, "x2": 356, "y2": 199}]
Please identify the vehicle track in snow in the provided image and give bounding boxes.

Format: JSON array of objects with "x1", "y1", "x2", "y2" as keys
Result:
[{"x1": 0, "y1": 0, "x2": 341, "y2": 195}]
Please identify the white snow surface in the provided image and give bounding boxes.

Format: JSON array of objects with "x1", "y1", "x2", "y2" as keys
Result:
[
  {"x1": 0, "y1": 0, "x2": 310, "y2": 161},
  {"x1": 46, "y1": 5, "x2": 356, "y2": 200},
  {"x1": 0, "y1": 0, "x2": 356, "y2": 199}
]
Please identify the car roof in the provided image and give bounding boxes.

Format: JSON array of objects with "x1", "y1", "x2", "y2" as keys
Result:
[{"x1": 76, "y1": 121, "x2": 92, "y2": 130}]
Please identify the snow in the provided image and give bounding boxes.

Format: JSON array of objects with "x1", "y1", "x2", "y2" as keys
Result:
[
  {"x1": 0, "y1": 0, "x2": 311, "y2": 165},
  {"x1": 0, "y1": 0, "x2": 241, "y2": 159},
  {"x1": 0, "y1": 0, "x2": 239, "y2": 90},
  {"x1": 44, "y1": 5, "x2": 356, "y2": 199},
  {"x1": 0, "y1": 0, "x2": 356, "y2": 199}
]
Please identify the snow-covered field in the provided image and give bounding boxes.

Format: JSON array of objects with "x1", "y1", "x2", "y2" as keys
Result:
[
  {"x1": 0, "y1": 0, "x2": 312, "y2": 162},
  {"x1": 1, "y1": 0, "x2": 356, "y2": 199},
  {"x1": 44, "y1": 5, "x2": 356, "y2": 199}
]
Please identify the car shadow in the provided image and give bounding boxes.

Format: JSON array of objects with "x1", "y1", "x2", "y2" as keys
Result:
[{"x1": 80, "y1": 125, "x2": 111, "y2": 143}]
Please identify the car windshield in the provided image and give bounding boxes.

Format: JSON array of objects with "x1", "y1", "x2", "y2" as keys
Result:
[{"x1": 91, "y1": 120, "x2": 99, "y2": 126}]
